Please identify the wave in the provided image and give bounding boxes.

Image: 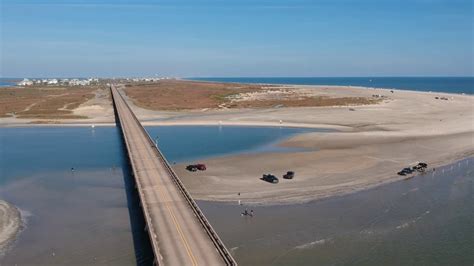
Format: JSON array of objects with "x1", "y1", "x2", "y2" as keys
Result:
[
  {"x1": 294, "y1": 238, "x2": 332, "y2": 249},
  {"x1": 396, "y1": 210, "x2": 430, "y2": 230}
]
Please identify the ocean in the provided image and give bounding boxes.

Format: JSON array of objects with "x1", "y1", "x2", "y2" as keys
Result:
[
  {"x1": 3, "y1": 77, "x2": 472, "y2": 94},
  {"x1": 0, "y1": 78, "x2": 19, "y2": 87},
  {"x1": 188, "y1": 77, "x2": 474, "y2": 94}
]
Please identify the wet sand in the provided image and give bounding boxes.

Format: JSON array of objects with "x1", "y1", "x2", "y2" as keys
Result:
[{"x1": 0, "y1": 200, "x2": 21, "y2": 254}]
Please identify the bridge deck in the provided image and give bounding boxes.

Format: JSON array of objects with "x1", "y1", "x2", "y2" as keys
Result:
[{"x1": 111, "y1": 85, "x2": 235, "y2": 266}]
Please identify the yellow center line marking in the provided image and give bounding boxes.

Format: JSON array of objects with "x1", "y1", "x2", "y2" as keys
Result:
[
  {"x1": 147, "y1": 158, "x2": 199, "y2": 266},
  {"x1": 113, "y1": 87, "x2": 199, "y2": 265}
]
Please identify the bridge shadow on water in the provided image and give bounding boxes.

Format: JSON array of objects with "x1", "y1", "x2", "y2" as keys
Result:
[{"x1": 115, "y1": 115, "x2": 155, "y2": 265}]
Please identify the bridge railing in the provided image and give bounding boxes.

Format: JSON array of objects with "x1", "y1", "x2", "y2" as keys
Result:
[
  {"x1": 112, "y1": 85, "x2": 237, "y2": 266},
  {"x1": 110, "y1": 86, "x2": 163, "y2": 265}
]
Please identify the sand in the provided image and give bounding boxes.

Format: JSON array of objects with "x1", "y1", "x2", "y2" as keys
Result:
[
  {"x1": 162, "y1": 86, "x2": 473, "y2": 204},
  {"x1": 1, "y1": 84, "x2": 473, "y2": 204},
  {"x1": 0, "y1": 200, "x2": 21, "y2": 253}
]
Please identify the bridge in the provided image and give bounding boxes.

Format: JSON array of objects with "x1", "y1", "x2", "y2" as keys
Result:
[{"x1": 110, "y1": 85, "x2": 237, "y2": 266}]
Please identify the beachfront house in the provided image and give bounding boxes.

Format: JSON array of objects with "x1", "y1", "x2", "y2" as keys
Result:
[
  {"x1": 47, "y1": 79, "x2": 58, "y2": 85},
  {"x1": 18, "y1": 79, "x2": 33, "y2": 86}
]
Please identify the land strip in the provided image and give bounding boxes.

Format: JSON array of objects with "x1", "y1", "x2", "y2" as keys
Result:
[{"x1": 0, "y1": 80, "x2": 472, "y2": 205}]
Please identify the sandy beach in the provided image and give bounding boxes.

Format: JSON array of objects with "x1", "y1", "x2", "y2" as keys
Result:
[
  {"x1": 158, "y1": 86, "x2": 472, "y2": 204},
  {"x1": 1, "y1": 82, "x2": 473, "y2": 204},
  {"x1": 0, "y1": 200, "x2": 21, "y2": 254}
]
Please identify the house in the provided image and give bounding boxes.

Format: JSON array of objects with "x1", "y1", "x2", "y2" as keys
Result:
[
  {"x1": 47, "y1": 79, "x2": 58, "y2": 85},
  {"x1": 18, "y1": 78, "x2": 33, "y2": 86}
]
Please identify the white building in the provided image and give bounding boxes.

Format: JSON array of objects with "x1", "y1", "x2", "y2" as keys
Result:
[
  {"x1": 47, "y1": 79, "x2": 58, "y2": 85},
  {"x1": 18, "y1": 78, "x2": 34, "y2": 86},
  {"x1": 69, "y1": 79, "x2": 90, "y2": 86}
]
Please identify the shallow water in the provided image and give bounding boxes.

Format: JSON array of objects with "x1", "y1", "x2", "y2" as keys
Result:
[
  {"x1": 199, "y1": 158, "x2": 473, "y2": 266},
  {"x1": 0, "y1": 126, "x2": 472, "y2": 265},
  {"x1": 145, "y1": 125, "x2": 319, "y2": 163},
  {"x1": 0, "y1": 126, "x2": 316, "y2": 264}
]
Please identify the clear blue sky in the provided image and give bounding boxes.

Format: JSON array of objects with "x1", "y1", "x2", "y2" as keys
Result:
[{"x1": 1, "y1": 0, "x2": 473, "y2": 77}]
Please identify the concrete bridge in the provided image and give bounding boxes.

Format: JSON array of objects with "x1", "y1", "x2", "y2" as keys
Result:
[{"x1": 110, "y1": 85, "x2": 236, "y2": 266}]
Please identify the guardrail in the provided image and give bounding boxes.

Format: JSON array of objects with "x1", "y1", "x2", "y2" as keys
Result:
[
  {"x1": 110, "y1": 86, "x2": 162, "y2": 266},
  {"x1": 111, "y1": 85, "x2": 237, "y2": 266}
]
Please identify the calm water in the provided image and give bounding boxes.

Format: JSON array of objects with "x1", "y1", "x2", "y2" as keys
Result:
[
  {"x1": 0, "y1": 126, "x2": 472, "y2": 265},
  {"x1": 145, "y1": 125, "x2": 319, "y2": 163},
  {"x1": 189, "y1": 77, "x2": 474, "y2": 94},
  {"x1": 0, "y1": 126, "x2": 316, "y2": 265},
  {"x1": 200, "y1": 158, "x2": 473, "y2": 266},
  {"x1": 0, "y1": 78, "x2": 18, "y2": 87}
]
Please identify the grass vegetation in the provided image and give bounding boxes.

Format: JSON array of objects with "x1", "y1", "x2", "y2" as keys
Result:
[
  {"x1": 0, "y1": 86, "x2": 96, "y2": 119},
  {"x1": 124, "y1": 80, "x2": 379, "y2": 111}
]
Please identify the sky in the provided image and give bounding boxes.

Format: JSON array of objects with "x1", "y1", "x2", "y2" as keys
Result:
[{"x1": 0, "y1": 0, "x2": 473, "y2": 78}]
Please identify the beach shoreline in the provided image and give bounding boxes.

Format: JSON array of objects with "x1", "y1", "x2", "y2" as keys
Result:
[
  {"x1": 0, "y1": 200, "x2": 22, "y2": 255},
  {"x1": 1, "y1": 83, "x2": 473, "y2": 205},
  {"x1": 175, "y1": 152, "x2": 473, "y2": 206},
  {"x1": 1, "y1": 83, "x2": 472, "y2": 128}
]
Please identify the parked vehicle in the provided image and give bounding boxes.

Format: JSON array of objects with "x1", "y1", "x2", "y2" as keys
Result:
[
  {"x1": 195, "y1": 164, "x2": 207, "y2": 171},
  {"x1": 186, "y1": 165, "x2": 198, "y2": 172},
  {"x1": 397, "y1": 170, "x2": 407, "y2": 176},
  {"x1": 283, "y1": 171, "x2": 295, "y2": 179},
  {"x1": 418, "y1": 162, "x2": 428, "y2": 168},
  {"x1": 398, "y1": 167, "x2": 414, "y2": 176},
  {"x1": 412, "y1": 162, "x2": 428, "y2": 172},
  {"x1": 412, "y1": 165, "x2": 425, "y2": 172},
  {"x1": 186, "y1": 163, "x2": 207, "y2": 172},
  {"x1": 262, "y1": 174, "x2": 279, "y2": 184}
]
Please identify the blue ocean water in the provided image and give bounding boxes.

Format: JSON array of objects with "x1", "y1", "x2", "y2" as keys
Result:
[
  {"x1": 0, "y1": 78, "x2": 19, "y2": 87},
  {"x1": 188, "y1": 77, "x2": 474, "y2": 94}
]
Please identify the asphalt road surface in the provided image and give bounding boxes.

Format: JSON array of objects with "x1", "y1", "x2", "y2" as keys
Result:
[{"x1": 111, "y1": 85, "x2": 231, "y2": 266}]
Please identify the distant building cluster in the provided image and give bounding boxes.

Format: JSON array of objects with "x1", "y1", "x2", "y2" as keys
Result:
[
  {"x1": 126, "y1": 77, "x2": 172, "y2": 82},
  {"x1": 17, "y1": 78, "x2": 99, "y2": 87}
]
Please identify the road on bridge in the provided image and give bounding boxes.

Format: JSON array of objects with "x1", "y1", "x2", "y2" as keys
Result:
[{"x1": 111, "y1": 85, "x2": 236, "y2": 266}]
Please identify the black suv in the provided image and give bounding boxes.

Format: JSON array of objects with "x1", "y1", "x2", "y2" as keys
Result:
[
  {"x1": 261, "y1": 174, "x2": 279, "y2": 184},
  {"x1": 283, "y1": 171, "x2": 295, "y2": 179},
  {"x1": 397, "y1": 167, "x2": 414, "y2": 176},
  {"x1": 186, "y1": 165, "x2": 198, "y2": 172}
]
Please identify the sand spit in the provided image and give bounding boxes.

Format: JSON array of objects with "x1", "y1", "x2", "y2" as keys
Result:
[
  {"x1": 1, "y1": 83, "x2": 472, "y2": 205},
  {"x1": 0, "y1": 200, "x2": 21, "y2": 254},
  {"x1": 167, "y1": 87, "x2": 473, "y2": 205}
]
